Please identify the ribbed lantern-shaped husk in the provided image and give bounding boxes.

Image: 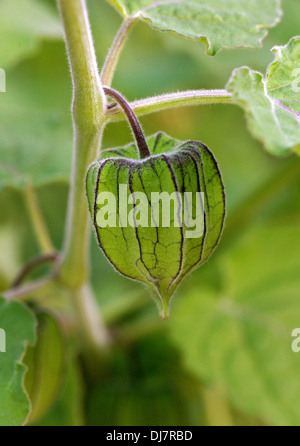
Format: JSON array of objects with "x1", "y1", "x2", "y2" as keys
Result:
[{"x1": 86, "y1": 132, "x2": 225, "y2": 318}]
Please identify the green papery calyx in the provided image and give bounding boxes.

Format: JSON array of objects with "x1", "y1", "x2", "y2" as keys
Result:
[{"x1": 86, "y1": 132, "x2": 225, "y2": 318}]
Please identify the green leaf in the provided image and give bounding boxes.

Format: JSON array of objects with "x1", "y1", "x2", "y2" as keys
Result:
[
  {"x1": 227, "y1": 37, "x2": 300, "y2": 156},
  {"x1": 169, "y1": 222, "x2": 300, "y2": 426},
  {"x1": 0, "y1": 297, "x2": 36, "y2": 426},
  {"x1": 267, "y1": 36, "x2": 300, "y2": 115},
  {"x1": 106, "y1": 0, "x2": 281, "y2": 55},
  {"x1": 24, "y1": 310, "x2": 66, "y2": 424},
  {"x1": 0, "y1": 0, "x2": 62, "y2": 69},
  {"x1": 87, "y1": 132, "x2": 225, "y2": 318}
]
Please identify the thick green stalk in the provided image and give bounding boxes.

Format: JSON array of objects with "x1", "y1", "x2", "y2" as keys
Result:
[
  {"x1": 57, "y1": 0, "x2": 106, "y2": 287},
  {"x1": 57, "y1": 0, "x2": 110, "y2": 351}
]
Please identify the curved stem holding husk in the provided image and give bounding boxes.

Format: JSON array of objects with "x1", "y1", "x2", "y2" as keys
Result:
[{"x1": 104, "y1": 86, "x2": 151, "y2": 159}]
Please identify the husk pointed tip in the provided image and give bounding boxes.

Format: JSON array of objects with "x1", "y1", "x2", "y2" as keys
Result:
[{"x1": 158, "y1": 298, "x2": 171, "y2": 320}]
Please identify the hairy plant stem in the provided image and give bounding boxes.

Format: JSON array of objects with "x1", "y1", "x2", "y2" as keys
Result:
[
  {"x1": 101, "y1": 17, "x2": 136, "y2": 87},
  {"x1": 57, "y1": 0, "x2": 109, "y2": 351},
  {"x1": 106, "y1": 89, "x2": 233, "y2": 122},
  {"x1": 57, "y1": 0, "x2": 105, "y2": 287}
]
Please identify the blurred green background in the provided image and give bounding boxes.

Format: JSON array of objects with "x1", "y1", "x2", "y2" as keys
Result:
[{"x1": 0, "y1": 0, "x2": 300, "y2": 426}]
